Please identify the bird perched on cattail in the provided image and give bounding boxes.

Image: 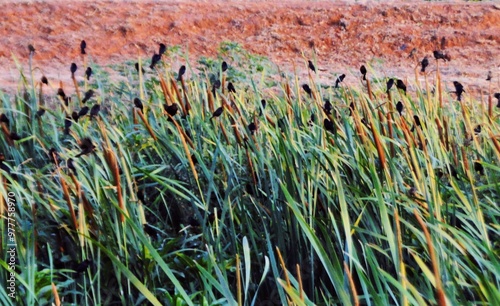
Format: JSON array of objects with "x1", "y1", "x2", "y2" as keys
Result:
[
  {"x1": 323, "y1": 99, "x2": 332, "y2": 115},
  {"x1": 159, "y1": 43, "x2": 167, "y2": 56},
  {"x1": 248, "y1": 122, "x2": 257, "y2": 135},
  {"x1": 212, "y1": 80, "x2": 221, "y2": 96},
  {"x1": 135, "y1": 63, "x2": 145, "y2": 74},
  {"x1": 78, "y1": 106, "x2": 89, "y2": 118},
  {"x1": 71, "y1": 111, "x2": 79, "y2": 122},
  {"x1": 486, "y1": 71, "x2": 492, "y2": 81},
  {"x1": 210, "y1": 106, "x2": 223, "y2": 119},
  {"x1": 163, "y1": 103, "x2": 179, "y2": 117},
  {"x1": 9, "y1": 132, "x2": 22, "y2": 141},
  {"x1": 335, "y1": 74, "x2": 345, "y2": 88},
  {"x1": 177, "y1": 65, "x2": 186, "y2": 81},
  {"x1": 221, "y1": 61, "x2": 228, "y2": 72},
  {"x1": 67, "y1": 158, "x2": 76, "y2": 174},
  {"x1": 493, "y1": 93, "x2": 500, "y2": 107},
  {"x1": 133, "y1": 98, "x2": 143, "y2": 112},
  {"x1": 64, "y1": 115, "x2": 72, "y2": 134},
  {"x1": 386, "y1": 78, "x2": 394, "y2": 94},
  {"x1": 396, "y1": 79, "x2": 407, "y2": 94},
  {"x1": 90, "y1": 104, "x2": 100, "y2": 119},
  {"x1": 57, "y1": 88, "x2": 67, "y2": 100},
  {"x1": 85, "y1": 67, "x2": 92, "y2": 81},
  {"x1": 324, "y1": 118, "x2": 335, "y2": 133},
  {"x1": 474, "y1": 125, "x2": 481, "y2": 135},
  {"x1": 36, "y1": 109, "x2": 45, "y2": 117},
  {"x1": 308, "y1": 60, "x2": 316, "y2": 73},
  {"x1": 70, "y1": 63, "x2": 77, "y2": 76},
  {"x1": 228, "y1": 82, "x2": 236, "y2": 93},
  {"x1": 360, "y1": 65, "x2": 367, "y2": 80},
  {"x1": 421, "y1": 57, "x2": 429, "y2": 73},
  {"x1": 433, "y1": 50, "x2": 450, "y2": 61},
  {"x1": 28, "y1": 44, "x2": 35, "y2": 54},
  {"x1": 259, "y1": 99, "x2": 266, "y2": 116},
  {"x1": 82, "y1": 89, "x2": 94, "y2": 104},
  {"x1": 150, "y1": 53, "x2": 161, "y2": 69},
  {"x1": 396, "y1": 101, "x2": 404, "y2": 116},
  {"x1": 80, "y1": 40, "x2": 87, "y2": 55},
  {"x1": 75, "y1": 138, "x2": 95, "y2": 157},
  {"x1": 453, "y1": 81, "x2": 465, "y2": 101},
  {"x1": 411, "y1": 115, "x2": 421, "y2": 132},
  {"x1": 41, "y1": 76, "x2": 48, "y2": 85},
  {"x1": 302, "y1": 84, "x2": 312, "y2": 97}
]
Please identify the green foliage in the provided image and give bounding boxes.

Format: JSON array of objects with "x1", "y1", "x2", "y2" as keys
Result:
[{"x1": 0, "y1": 42, "x2": 499, "y2": 305}]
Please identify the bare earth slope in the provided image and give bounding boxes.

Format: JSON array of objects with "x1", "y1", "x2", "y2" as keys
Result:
[{"x1": 0, "y1": 1, "x2": 499, "y2": 92}]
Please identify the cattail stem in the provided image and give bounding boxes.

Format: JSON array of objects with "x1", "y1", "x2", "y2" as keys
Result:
[
  {"x1": 414, "y1": 209, "x2": 447, "y2": 306},
  {"x1": 387, "y1": 113, "x2": 395, "y2": 158},
  {"x1": 136, "y1": 109, "x2": 157, "y2": 141},
  {"x1": 344, "y1": 261, "x2": 359, "y2": 306},
  {"x1": 296, "y1": 264, "x2": 304, "y2": 302},
  {"x1": 395, "y1": 208, "x2": 408, "y2": 306},
  {"x1": 236, "y1": 254, "x2": 242, "y2": 306}
]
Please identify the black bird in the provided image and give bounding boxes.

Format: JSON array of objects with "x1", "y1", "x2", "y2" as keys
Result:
[
  {"x1": 57, "y1": 88, "x2": 67, "y2": 100},
  {"x1": 133, "y1": 98, "x2": 143, "y2": 112},
  {"x1": 494, "y1": 93, "x2": 500, "y2": 107},
  {"x1": 67, "y1": 158, "x2": 76, "y2": 174},
  {"x1": 164, "y1": 103, "x2": 179, "y2": 117},
  {"x1": 360, "y1": 65, "x2": 367, "y2": 80},
  {"x1": 474, "y1": 125, "x2": 481, "y2": 135},
  {"x1": 82, "y1": 89, "x2": 94, "y2": 104},
  {"x1": 64, "y1": 115, "x2": 72, "y2": 134},
  {"x1": 474, "y1": 161, "x2": 484, "y2": 175},
  {"x1": 135, "y1": 62, "x2": 145, "y2": 74},
  {"x1": 248, "y1": 122, "x2": 257, "y2": 135},
  {"x1": 323, "y1": 99, "x2": 332, "y2": 115},
  {"x1": 308, "y1": 113, "x2": 315, "y2": 126},
  {"x1": 221, "y1": 61, "x2": 228, "y2": 72},
  {"x1": 396, "y1": 101, "x2": 404, "y2": 116},
  {"x1": 433, "y1": 50, "x2": 449, "y2": 61},
  {"x1": 36, "y1": 109, "x2": 46, "y2": 117},
  {"x1": 75, "y1": 138, "x2": 95, "y2": 157},
  {"x1": 159, "y1": 43, "x2": 167, "y2": 56},
  {"x1": 386, "y1": 78, "x2": 394, "y2": 94},
  {"x1": 80, "y1": 40, "x2": 86, "y2": 55},
  {"x1": 150, "y1": 53, "x2": 161, "y2": 69},
  {"x1": 71, "y1": 111, "x2": 79, "y2": 122},
  {"x1": 28, "y1": 44, "x2": 35, "y2": 54},
  {"x1": 85, "y1": 67, "x2": 92, "y2": 80},
  {"x1": 212, "y1": 80, "x2": 221, "y2": 96},
  {"x1": 9, "y1": 132, "x2": 22, "y2": 141},
  {"x1": 486, "y1": 71, "x2": 492, "y2": 81},
  {"x1": 228, "y1": 82, "x2": 236, "y2": 93},
  {"x1": 335, "y1": 74, "x2": 346, "y2": 88},
  {"x1": 324, "y1": 118, "x2": 335, "y2": 133},
  {"x1": 211, "y1": 106, "x2": 223, "y2": 119},
  {"x1": 411, "y1": 115, "x2": 421, "y2": 132},
  {"x1": 0, "y1": 114, "x2": 10, "y2": 126},
  {"x1": 259, "y1": 99, "x2": 266, "y2": 116},
  {"x1": 396, "y1": 79, "x2": 407, "y2": 94},
  {"x1": 421, "y1": 57, "x2": 429, "y2": 73},
  {"x1": 70, "y1": 63, "x2": 77, "y2": 75},
  {"x1": 41, "y1": 76, "x2": 48, "y2": 85},
  {"x1": 177, "y1": 65, "x2": 186, "y2": 80},
  {"x1": 90, "y1": 104, "x2": 100, "y2": 119},
  {"x1": 308, "y1": 60, "x2": 316, "y2": 73},
  {"x1": 302, "y1": 84, "x2": 312, "y2": 97},
  {"x1": 73, "y1": 259, "x2": 92, "y2": 274},
  {"x1": 453, "y1": 81, "x2": 465, "y2": 101},
  {"x1": 78, "y1": 106, "x2": 89, "y2": 118}
]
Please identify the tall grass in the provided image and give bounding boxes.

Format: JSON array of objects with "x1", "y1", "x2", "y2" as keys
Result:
[{"x1": 0, "y1": 42, "x2": 499, "y2": 305}]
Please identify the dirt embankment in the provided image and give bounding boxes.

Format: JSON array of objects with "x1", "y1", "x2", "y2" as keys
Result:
[{"x1": 0, "y1": 1, "x2": 499, "y2": 94}]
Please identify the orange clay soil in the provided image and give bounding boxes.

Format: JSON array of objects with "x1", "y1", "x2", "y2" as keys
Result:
[{"x1": 0, "y1": 0, "x2": 499, "y2": 95}]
